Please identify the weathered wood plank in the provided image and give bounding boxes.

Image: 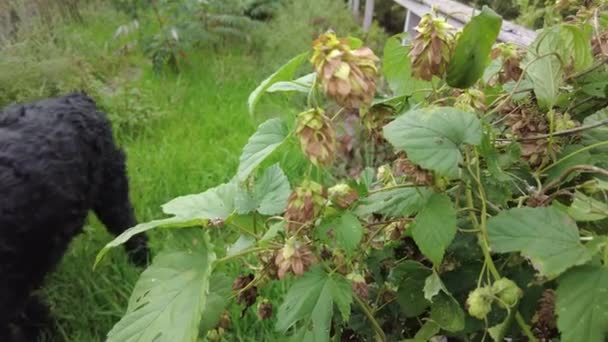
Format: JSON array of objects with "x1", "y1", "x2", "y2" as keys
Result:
[
  {"x1": 393, "y1": 0, "x2": 538, "y2": 46},
  {"x1": 363, "y1": 0, "x2": 375, "y2": 32}
]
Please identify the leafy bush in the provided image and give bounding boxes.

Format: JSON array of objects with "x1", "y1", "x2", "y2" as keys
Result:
[
  {"x1": 98, "y1": 2, "x2": 608, "y2": 341},
  {"x1": 113, "y1": 0, "x2": 256, "y2": 74}
]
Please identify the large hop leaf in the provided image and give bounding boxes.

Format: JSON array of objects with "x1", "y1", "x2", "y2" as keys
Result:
[
  {"x1": 410, "y1": 14, "x2": 454, "y2": 81},
  {"x1": 296, "y1": 108, "x2": 336, "y2": 166},
  {"x1": 311, "y1": 31, "x2": 379, "y2": 109}
]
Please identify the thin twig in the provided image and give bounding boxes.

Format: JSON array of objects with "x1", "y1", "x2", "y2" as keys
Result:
[{"x1": 541, "y1": 165, "x2": 608, "y2": 194}]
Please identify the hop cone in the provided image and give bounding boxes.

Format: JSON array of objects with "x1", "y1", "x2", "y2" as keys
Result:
[
  {"x1": 491, "y1": 43, "x2": 523, "y2": 83},
  {"x1": 284, "y1": 180, "x2": 326, "y2": 233},
  {"x1": 328, "y1": 183, "x2": 358, "y2": 209},
  {"x1": 311, "y1": 31, "x2": 379, "y2": 109},
  {"x1": 454, "y1": 88, "x2": 486, "y2": 113},
  {"x1": 393, "y1": 156, "x2": 434, "y2": 186},
  {"x1": 410, "y1": 14, "x2": 454, "y2": 81},
  {"x1": 296, "y1": 108, "x2": 336, "y2": 166},
  {"x1": 275, "y1": 238, "x2": 316, "y2": 279}
]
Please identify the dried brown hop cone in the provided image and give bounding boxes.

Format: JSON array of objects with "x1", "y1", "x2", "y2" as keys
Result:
[
  {"x1": 233, "y1": 274, "x2": 258, "y2": 308},
  {"x1": 532, "y1": 289, "x2": 558, "y2": 340},
  {"x1": 348, "y1": 273, "x2": 369, "y2": 299},
  {"x1": 275, "y1": 238, "x2": 316, "y2": 279},
  {"x1": 311, "y1": 31, "x2": 379, "y2": 109},
  {"x1": 491, "y1": 43, "x2": 523, "y2": 83},
  {"x1": 257, "y1": 299, "x2": 273, "y2": 320},
  {"x1": 410, "y1": 13, "x2": 454, "y2": 81},
  {"x1": 393, "y1": 156, "x2": 434, "y2": 186},
  {"x1": 284, "y1": 180, "x2": 326, "y2": 233},
  {"x1": 328, "y1": 183, "x2": 359, "y2": 209},
  {"x1": 296, "y1": 108, "x2": 336, "y2": 166}
]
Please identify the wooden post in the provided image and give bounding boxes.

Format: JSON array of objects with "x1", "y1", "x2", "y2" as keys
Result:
[
  {"x1": 353, "y1": 0, "x2": 360, "y2": 19},
  {"x1": 363, "y1": 0, "x2": 374, "y2": 32}
]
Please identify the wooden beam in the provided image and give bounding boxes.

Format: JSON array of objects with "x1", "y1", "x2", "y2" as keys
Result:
[
  {"x1": 393, "y1": 0, "x2": 537, "y2": 46},
  {"x1": 363, "y1": 0, "x2": 375, "y2": 32},
  {"x1": 353, "y1": 0, "x2": 361, "y2": 19}
]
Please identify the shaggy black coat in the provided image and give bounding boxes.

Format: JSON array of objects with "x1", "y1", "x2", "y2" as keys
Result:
[{"x1": 0, "y1": 93, "x2": 149, "y2": 341}]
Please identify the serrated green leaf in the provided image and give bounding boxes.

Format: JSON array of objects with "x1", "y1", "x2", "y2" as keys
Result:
[
  {"x1": 266, "y1": 73, "x2": 315, "y2": 94},
  {"x1": 237, "y1": 118, "x2": 290, "y2": 181},
  {"x1": 560, "y1": 24, "x2": 593, "y2": 72},
  {"x1": 276, "y1": 267, "x2": 352, "y2": 341},
  {"x1": 248, "y1": 52, "x2": 308, "y2": 115},
  {"x1": 198, "y1": 273, "x2": 231, "y2": 334},
  {"x1": 107, "y1": 233, "x2": 215, "y2": 342},
  {"x1": 524, "y1": 26, "x2": 564, "y2": 109},
  {"x1": 354, "y1": 187, "x2": 432, "y2": 218},
  {"x1": 390, "y1": 261, "x2": 432, "y2": 317},
  {"x1": 236, "y1": 164, "x2": 292, "y2": 215},
  {"x1": 446, "y1": 6, "x2": 503, "y2": 89},
  {"x1": 383, "y1": 33, "x2": 429, "y2": 99},
  {"x1": 582, "y1": 108, "x2": 608, "y2": 153},
  {"x1": 567, "y1": 191, "x2": 608, "y2": 222},
  {"x1": 580, "y1": 71, "x2": 608, "y2": 98},
  {"x1": 487, "y1": 206, "x2": 591, "y2": 278},
  {"x1": 383, "y1": 107, "x2": 482, "y2": 177},
  {"x1": 318, "y1": 212, "x2": 363, "y2": 256},
  {"x1": 556, "y1": 265, "x2": 608, "y2": 342},
  {"x1": 329, "y1": 274, "x2": 353, "y2": 322},
  {"x1": 430, "y1": 291, "x2": 465, "y2": 332},
  {"x1": 96, "y1": 181, "x2": 237, "y2": 266},
  {"x1": 411, "y1": 193, "x2": 458, "y2": 265}
]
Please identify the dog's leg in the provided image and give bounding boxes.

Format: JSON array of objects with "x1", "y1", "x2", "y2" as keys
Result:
[{"x1": 93, "y1": 148, "x2": 150, "y2": 266}]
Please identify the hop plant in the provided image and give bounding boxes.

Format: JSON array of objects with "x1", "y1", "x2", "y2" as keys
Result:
[
  {"x1": 393, "y1": 156, "x2": 434, "y2": 186},
  {"x1": 275, "y1": 238, "x2": 316, "y2": 279},
  {"x1": 410, "y1": 13, "x2": 454, "y2": 81},
  {"x1": 454, "y1": 88, "x2": 486, "y2": 113},
  {"x1": 296, "y1": 108, "x2": 336, "y2": 166},
  {"x1": 347, "y1": 273, "x2": 369, "y2": 299},
  {"x1": 257, "y1": 299, "x2": 273, "y2": 320},
  {"x1": 491, "y1": 43, "x2": 523, "y2": 83},
  {"x1": 311, "y1": 31, "x2": 380, "y2": 109},
  {"x1": 232, "y1": 274, "x2": 258, "y2": 308},
  {"x1": 284, "y1": 180, "x2": 327, "y2": 233},
  {"x1": 328, "y1": 183, "x2": 358, "y2": 209},
  {"x1": 466, "y1": 286, "x2": 494, "y2": 319},
  {"x1": 491, "y1": 277, "x2": 522, "y2": 308}
]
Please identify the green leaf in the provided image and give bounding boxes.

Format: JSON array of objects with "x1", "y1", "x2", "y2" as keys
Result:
[
  {"x1": 276, "y1": 267, "x2": 352, "y2": 341},
  {"x1": 248, "y1": 52, "x2": 308, "y2": 115},
  {"x1": 524, "y1": 26, "x2": 564, "y2": 109},
  {"x1": 560, "y1": 24, "x2": 593, "y2": 72},
  {"x1": 423, "y1": 271, "x2": 444, "y2": 302},
  {"x1": 237, "y1": 118, "x2": 290, "y2": 181},
  {"x1": 487, "y1": 206, "x2": 591, "y2": 278},
  {"x1": 96, "y1": 181, "x2": 237, "y2": 266},
  {"x1": 383, "y1": 107, "x2": 482, "y2": 177},
  {"x1": 545, "y1": 144, "x2": 592, "y2": 183},
  {"x1": 582, "y1": 108, "x2": 608, "y2": 153},
  {"x1": 409, "y1": 321, "x2": 440, "y2": 342},
  {"x1": 260, "y1": 221, "x2": 284, "y2": 245},
  {"x1": 567, "y1": 191, "x2": 608, "y2": 222},
  {"x1": 556, "y1": 265, "x2": 608, "y2": 342},
  {"x1": 382, "y1": 33, "x2": 429, "y2": 98},
  {"x1": 227, "y1": 235, "x2": 256, "y2": 256},
  {"x1": 390, "y1": 261, "x2": 432, "y2": 317},
  {"x1": 446, "y1": 6, "x2": 503, "y2": 88},
  {"x1": 318, "y1": 212, "x2": 363, "y2": 256},
  {"x1": 107, "y1": 233, "x2": 215, "y2": 342},
  {"x1": 430, "y1": 291, "x2": 465, "y2": 332},
  {"x1": 354, "y1": 187, "x2": 432, "y2": 218},
  {"x1": 198, "y1": 274, "x2": 231, "y2": 334},
  {"x1": 266, "y1": 73, "x2": 315, "y2": 94},
  {"x1": 580, "y1": 71, "x2": 608, "y2": 98},
  {"x1": 411, "y1": 193, "x2": 458, "y2": 265},
  {"x1": 236, "y1": 164, "x2": 291, "y2": 215}
]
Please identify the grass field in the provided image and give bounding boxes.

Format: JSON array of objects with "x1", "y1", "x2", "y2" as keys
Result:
[{"x1": 39, "y1": 17, "x2": 272, "y2": 342}]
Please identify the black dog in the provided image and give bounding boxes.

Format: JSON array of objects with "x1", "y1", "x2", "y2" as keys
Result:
[{"x1": 0, "y1": 93, "x2": 149, "y2": 341}]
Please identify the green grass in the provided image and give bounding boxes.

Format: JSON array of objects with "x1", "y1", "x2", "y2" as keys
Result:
[{"x1": 41, "y1": 36, "x2": 271, "y2": 342}]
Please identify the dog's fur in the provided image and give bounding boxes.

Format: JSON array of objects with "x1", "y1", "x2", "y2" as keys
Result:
[{"x1": 0, "y1": 93, "x2": 149, "y2": 341}]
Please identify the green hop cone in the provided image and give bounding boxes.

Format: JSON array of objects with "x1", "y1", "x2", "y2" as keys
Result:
[
  {"x1": 296, "y1": 108, "x2": 336, "y2": 166},
  {"x1": 491, "y1": 43, "x2": 523, "y2": 83},
  {"x1": 311, "y1": 31, "x2": 379, "y2": 109},
  {"x1": 284, "y1": 180, "x2": 327, "y2": 233},
  {"x1": 491, "y1": 277, "x2": 522, "y2": 308},
  {"x1": 466, "y1": 286, "x2": 494, "y2": 319},
  {"x1": 409, "y1": 13, "x2": 454, "y2": 81},
  {"x1": 454, "y1": 88, "x2": 486, "y2": 113}
]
